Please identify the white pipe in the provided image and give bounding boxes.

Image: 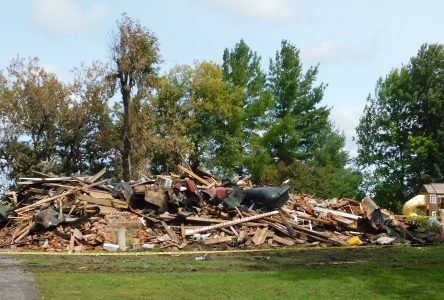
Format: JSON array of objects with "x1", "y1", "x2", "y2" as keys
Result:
[{"x1": 402, "y1": 194, "x2": 427, "y2": 217}]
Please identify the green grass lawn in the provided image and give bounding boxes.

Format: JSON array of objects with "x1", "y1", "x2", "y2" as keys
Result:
[{"x1": 17, "y1": 245, "x2": 444, "y2": 299}]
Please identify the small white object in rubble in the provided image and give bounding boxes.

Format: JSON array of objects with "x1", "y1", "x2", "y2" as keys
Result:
[
  {"x1": 103, "y1": 243, "x2": 119, "y2": 252},
  {"x1": 142, "y1": 243, "x2": 155, "y2": 249},
  {"x1": 376, "y1": 237, "x2": 396, "y2": 245}
]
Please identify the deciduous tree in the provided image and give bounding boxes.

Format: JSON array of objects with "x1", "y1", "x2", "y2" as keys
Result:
[
  {"x1": 109, "y1": 14, "x2": 160, "y2": 181},
  {"x1": 356, "y1": 43, "x2": 444, "y2": 210}
]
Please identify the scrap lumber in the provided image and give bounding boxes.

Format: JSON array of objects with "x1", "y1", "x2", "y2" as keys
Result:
[
  {"x1": 185, "y1": 216, "x2": 228, "y2": 223},
  {"x1": 252, "y1": 227, "x2": 269, "y2": 245},
  {"x1": 178, "y1": 165, "x2": 211, "y2": 186},
  {"x1": 279, "y1": 210, "x2": 298, "y2": 238},
  {"x1": 85, "y1": 167, "x2": 107, "y2": 183},
  {"x1": 203, "y1": 236, "x2": 233, "y2": 245},
  {"x1": 0, "y1": 165, "x2": 434, "y2": 253},
  {"x1": 14, "y1": 179, "x2": 109, "y2": 213},
  {"x1": 77, "y1": 194, "x2": 128, "y2": 209},
  {"x1": 161, "y1": 221, "x2": 179, "y2": 243},
  {"x1": 185, "y1": 211, "x2": 279, "y2": 235},
  {"x1": 313, "y1": 207, "x2": 361, "y2": 220},
  {"x1": 273, "y1": 234, "x2": 296, "y2": 246}
]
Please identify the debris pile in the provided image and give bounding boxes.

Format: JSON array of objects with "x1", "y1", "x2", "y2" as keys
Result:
[{"x1": 0, "y1": 165, "x2": 441, "y2": 252}]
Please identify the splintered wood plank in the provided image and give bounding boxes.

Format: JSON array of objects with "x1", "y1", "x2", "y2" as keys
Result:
[
  {"x1": 85, "y1": 167, "x2": 107, "y2": 183},
  {"x1": 279, "y1": 210, "x2": 298, "y2": 238},
  {"x1": 257, "y1": 227, "x2": 269, "y2": 245},
  {"x1": 77, "y1": 194, "x2": 128, "y2": 209},
  {"x1": 161, "y1": 221, "x2": 179, "y2": 243},
  {"x1": 252, "y1": 227, "x2": 268, "y2": 245},
  {"x1": 203, "y1": 236, "x2": 233, "y2": 245},
  {"x1": 180, "y1": 223, "x2": 186, "y2": 239},
  {"x1": 273, "y1": 235, "x2": 296, "y2": 246},
  {"x1": 252, "y1": 229, "x2": 261, "y2": 244},
  {"x1": 68, "y1": 233, "x2": 75, "y2": 253},
  {"x1": 185, "y1": 216, "x2": 228, "y2": 223},
  {"x1": 313, "y1": 207, "x2": 361, "y2": 220},
  {"x1": 178, "y1": 165, "x2": 211, "y2": 186}
]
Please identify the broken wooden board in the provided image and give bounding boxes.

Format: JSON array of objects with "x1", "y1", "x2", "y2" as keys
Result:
[
  {"x1": 314, "y1": 207, "x2": 361, "y2": 220},
  {"x1": 178, "y1": 165, "x2": 211, "y2": 186},
  {"x1": 161, "y1": 221, "x2": 179, "y2": 243},
  {"x1": 77, "y1": 194, "x2": 128, "y2": 209},
  {"x1": 252, "y1": 227, "x2": 268, "y2": 245},
  {"x1": 203, "y1": 236, "x2": 233, "y2": 245},
  {"x1": 273, "y1": 235, "x2": 296, "y2": 246}
]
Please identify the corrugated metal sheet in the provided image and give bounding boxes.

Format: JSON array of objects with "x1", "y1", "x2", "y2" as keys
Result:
[{"x1": 421, "y1": 183, "x2": 444, "y2": 194}]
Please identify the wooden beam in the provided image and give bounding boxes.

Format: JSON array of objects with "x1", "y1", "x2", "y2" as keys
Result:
[
  {"x1": 161, "y1": 221, "x2": 179, "y2": 243},
  {"x1": 273, "y1": 235, "x2": 296, "y2": 246},
  {"x1": 178, "y1": 165, "x2": 211, "y2": 186},
  {"x1": 185, "y1": 211, "x2": 279, "y2": 235},
  {"x1": 313, "y1": 207, "x2": 361, "y2": 220},
  {"x1": 85, "y1": 167, "x2": 107, "y2": 183},
  {"x1": 14, "y1": 179, "x2": 109, "y2": 213},
  {"x1": 203, "y1": 236, "x2": 233, "y2": 245},
  {"x1": 279, "y1": 210, "x2": 298, "y2": 238}
]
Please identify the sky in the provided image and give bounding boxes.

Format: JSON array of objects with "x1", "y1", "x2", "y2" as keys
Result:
[{"x1": 1, "y1": 0, "x2": 443, "y2": 156}]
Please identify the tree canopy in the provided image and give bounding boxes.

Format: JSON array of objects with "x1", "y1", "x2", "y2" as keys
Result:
[
  {"x1": 0, "y1": 15, "x2": 361, "y2": 200},
  {"x1": 109, "y1": 13, "x2": 161, "y2": 181},
  {"x1": 356, "y1": 43, "x2": 444, "y2": 211}
]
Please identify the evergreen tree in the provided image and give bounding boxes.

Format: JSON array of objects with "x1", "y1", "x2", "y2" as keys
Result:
[{"x1": 266, "y1": 40, "x2": 329, "y2": 163}]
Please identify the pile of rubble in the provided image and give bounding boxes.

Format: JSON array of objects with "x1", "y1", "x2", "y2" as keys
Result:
[{"x1": 0, "y1": 165, "x2": 440, "y2": 252}]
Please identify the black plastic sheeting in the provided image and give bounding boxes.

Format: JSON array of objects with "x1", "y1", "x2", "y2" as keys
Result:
[{"x1": 243, "y1": 185, "x2": 291, "y2": 211}]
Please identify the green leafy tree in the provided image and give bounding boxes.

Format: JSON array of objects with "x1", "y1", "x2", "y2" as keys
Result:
[
  {"x1": 109, "y1": 14, "x2": 161, "y2": 181},
  {"x1": 185, "y1": 61, "x2": 233, "y2": 171},
  {"x1": 222, "y1": 39, "x2": 272, "y2": 176},
  {"x1": 151, "y1": 65, "x2": 194, "y2": 173},
  {"x1": 0, "y1": 56, "x2": 66, "y2": 181},
  {"x1": 356, "y1": 43, "x2": 444, "y2": 211},
  {"x1": 56, "y1": 61, "x2": 114, "y2": 175},
  {"x1": 260, "y1": 40, "x2": 359, "y2": 197},
  {"x1": 266, "y1": 40, "x2": 329, "y2": 163}
]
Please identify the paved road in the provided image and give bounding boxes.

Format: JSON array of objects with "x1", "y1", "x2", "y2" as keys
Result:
[{"x1": 0, "y1": 256, "x2": 38, "y2": 300}]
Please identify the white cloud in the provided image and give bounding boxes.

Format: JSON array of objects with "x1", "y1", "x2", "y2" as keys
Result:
[
  {"x1": 301, "y1": 30, "x2": 386, "y2": 64},
  {"x1": 301, "y1": 41, "x2": 373, "y2": 63},
  {"x1": 212, "y1": 0, "x2": 293, "y2": 21},
  {"x1": 33, "y1": 0, "x2": 109, "y2": 37}
]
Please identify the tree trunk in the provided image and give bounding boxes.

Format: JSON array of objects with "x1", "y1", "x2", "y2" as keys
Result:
[{"x1": 122, "y1": 90, "x2": 131, "y2": 182}]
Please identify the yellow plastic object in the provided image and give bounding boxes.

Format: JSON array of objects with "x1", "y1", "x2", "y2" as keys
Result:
[
  {"x1": 402, "y1": 194, "x2": 427, "y2": 217},
  {"x1": 347, "y1": 236, "x2": 363, "y2": 246}
]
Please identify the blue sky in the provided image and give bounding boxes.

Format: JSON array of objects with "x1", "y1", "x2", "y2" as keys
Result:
[{"x1": 1, "y1": 0, "x2": 443, "y2": 156}]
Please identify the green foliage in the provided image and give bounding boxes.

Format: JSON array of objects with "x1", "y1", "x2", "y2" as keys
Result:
[
  {"x1": 57, "y1": 61, "x2": 114, "y2": 175},
  {"x1": 0, "y1": 57, "x2": 65, "y2": 181},
  {"x1": 266, "y1": 40, "x2": 329, "y2": 164},
  {"x1": 220, "y1": 39, "x2": 272, "y2": 175},
  {"x1": 109, "y1": 13, "x2": 161, "y2": 180},
  {"x1": 261, "y1": 161, "x2": 361, "y2": 199},
  {"x1": 151, "y1": 65, "x2": 194, "y2": 173},
  {"x1": 357, "y1": 43, "x2": 444, "y2": 211},
  {"x1": 0, "y1": 17, "x2": 360, "y2": 199},
  {"x1": 0, "y1": 58, "x2": 116, "y2": 188}
]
